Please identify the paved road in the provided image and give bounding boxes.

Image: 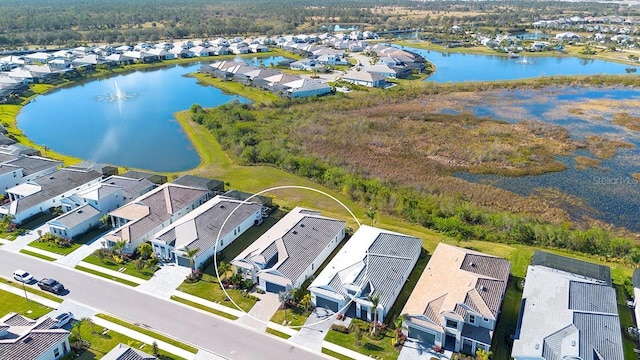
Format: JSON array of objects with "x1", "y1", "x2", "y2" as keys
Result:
[{"x1": 0, "y1": 250, "x2": 325, "y2": 360}]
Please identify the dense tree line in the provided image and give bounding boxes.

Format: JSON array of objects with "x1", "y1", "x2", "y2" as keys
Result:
[
  {"x1": 190, "y1": 100, "x2": 640, "y2": 265},
  {"x1": 0, "y1": 0, "x2": 636, "y2": 48}
]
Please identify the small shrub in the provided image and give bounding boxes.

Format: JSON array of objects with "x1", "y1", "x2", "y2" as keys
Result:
[{"x1": 331, "y1": 324, "x2": 351, "y2": 334}]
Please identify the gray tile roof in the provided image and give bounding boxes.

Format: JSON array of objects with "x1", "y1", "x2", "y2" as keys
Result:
[
  {"x1": 0, "y1": 313, "x2": 69, "y2": 360},
  {"x1": 568, "y1": 281, "x2": 617, "y2": 314},
  {"x1": 461, "y1": 322, "x2": 492, "y2": 345},
  {"x1": 1, "y1": 313, "x2": 34, "y2": 327},
  {"x1": 542, "y1": 324, "x2": 578, "y2": 360},
  {"x1": 5, "y1": 156, "x2": 60, "y2": 176},
  {"x1": 52, "y1": 204, "x2": 101, "y2": 229},
  {"x1": 532, "y1": 250, "x2": 612, "y2": 286},
  {"x1": 0, "y1": 153, "x2": 18, "y2": 163},
  {"x1": 0, "y1": 163, "x2": 21, "y2": 176},
  {"x1": 14, "y1": 169, "x2": 102, "y2": 213},
  {"x1": 101, "y1": 176, "x2": 154, "y2": 203},
  {"x1": 276, "y1": 217, "x2": 345, "y2": 282},
  {"x1": 102, "y1": 343, "x2": 157, "y2": 360},
  {"x1": 172, "y1": 175, "x2": 223, "y2": 192},
  {"x1": 573, "y1": 312, "x2": 623, "y2": 360}
]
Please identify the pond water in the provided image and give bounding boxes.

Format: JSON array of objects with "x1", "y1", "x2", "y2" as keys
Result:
[
  {"x1": 17, "y1": 58, "x2": 299, "y2": 172},
  {"x1": 398, "y1": 46, "x2": 638, "y2": 83},
  {"x1": 451, "y1": 87, "x2": 640, "y2": 232}
]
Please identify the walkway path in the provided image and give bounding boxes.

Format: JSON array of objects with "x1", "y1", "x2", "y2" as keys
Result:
[
  {"x1": 55, "y1": 236, "x2": 104, "y2": 267},
  {"x1": 0, "y1": 224, "x2": 46, "y2": 252},
  {"x1": 289, "y1": 307, "x2": 335, "y2": 352},
  {"x1": 237, "y1": 292, "x2": 281, "y2": 331}
]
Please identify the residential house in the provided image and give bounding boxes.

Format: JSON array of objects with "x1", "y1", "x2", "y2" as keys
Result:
[
  {"x1": 232, "y1": 207, "x2": 346, "y2": 293},
  {"x1": 168, "y1": 47, "x2": 194, "y2": 58},
  {"x1": 283, "y1": 78, "x2": 331, "y2": 98},
  {"x1": 151, "y1": 195, "x2": 263, "y2": 268},
  {"x1": 0, "y1": 168, "x2": 102, "y2": 224},
  {"x1": 402, "y1": 243, "x2": 510, "y2": 354},
  {"x1": 103, "y1": 183, "x2": 211, "y2": 252},
  {"x1": 0, "y1": 312, "x2": 70, "y2": 360},
  {"x1": 145, "y1": 48, "x2": 175, "y2": 60},
  {"x1": 122, "y1": 51, "x2": 159, "y2": 63},
  {"x1": 120, "y1": 170, "x2": 167, "y2": 185},
  {"x1": 309, "y1": 225, "x2": 421, "y2": 323},
  {"x1": 0, "y1": 156, "x2": 61, "y2": 193},
  {"x1": 24, "y1": 52, "x2": 52, "y2": 64},
  {"x1": 556, "y1": 31, "x2": 581, "y2": 41},
  {"x1": 47, "y1": 175, "x2": 154, "y2": 239},
  {"x1": 0, "y1": 144, "x2": 40, "y2": 157},
  {"x1": 289, "y1": 59, "x2": 319, "y2": 71},
  {"x1": 171, "y1": 175, "x2": 224, "y2": 194},
  {"x1": 511, "y1": 251, "x2": 623, "y2": 360},
  {"x1": 364, "y1": 64, "x2": 411, "y2": 79},
  {"x1": 104, "y1": 54, "x2": 134, "y2": 65},
  {"x1": 341, "y1": 69, "x2": 386, "y2": 88},
  {"x1": 249, "y1": 43, "x2": 269, "y2": 53},
  {"x1": 230, "y1": 43, "x2": 250, "y2": 54},
  {"x1": 102, "y1": 343, "x2": 156, "y2": 360},
  {"x1": 190, "y1": 46, "x2": 212, "y2": 57}
]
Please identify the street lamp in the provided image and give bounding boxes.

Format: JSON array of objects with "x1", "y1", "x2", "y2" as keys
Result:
[{"x1": 21, "y1": 281, "x2": 28, "y2": 301}]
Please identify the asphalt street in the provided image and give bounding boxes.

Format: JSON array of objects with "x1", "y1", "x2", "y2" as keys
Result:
[{"x1": 0, "y1": 249, "x2": 325, "y2": 360}]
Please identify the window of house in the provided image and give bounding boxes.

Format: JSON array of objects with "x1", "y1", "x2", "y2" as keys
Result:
[
  {"x1": 446, "y1": 319, "x2": 457, "y2": 329},
  {"x1": 220, "y1": 240, "x2": 224, "y2": 246},
  {"x1": 469, "y1": 314, "x2": 476, "y2": 324},
  {"x1": 483, "y1": 317, "x2": 489, "y2": 323},
  {"x1": 54, "y1": 348, "x2": 60, "y2": 357}
]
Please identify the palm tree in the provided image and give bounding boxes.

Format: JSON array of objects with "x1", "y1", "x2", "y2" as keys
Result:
[
  {"x1": 365, "y1": 207, "x2": 377, "y2": 226},
  {"x1": 112, "y1": 240, "x2": 126, "y2": 255},
  {"x1": 218, "y1": 261, "x2": 230, "y2": 283},
  {"x1": 368, "y1": 293, "x2": 380, "y2": 335},
  {"x1": 394, "y1": 314, "x2": 407, "y2": 345},
  {"x1": 300, "y1": 293, "x2": 312, "y2": 312},
  {"x1": 183, "y1": 245, "x2": 200, "y2": 275},
  {"x1": 137, "y1": 242, "x2": 153, "y2": 260},
  {"x1": 278, "y1": 290, "x2": 293, "y2": 324}
]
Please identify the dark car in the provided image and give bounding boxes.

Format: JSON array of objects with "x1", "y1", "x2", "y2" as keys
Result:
[{"x1": 37, "y1": 278, "x2": 65, "y2": 294}]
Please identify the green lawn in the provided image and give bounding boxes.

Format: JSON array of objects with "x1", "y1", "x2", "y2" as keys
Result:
[
  {"x1": 75, "y1": 319, "x2": 184, "y2": 360},
  {"x1": 177, "y1": 273, "x2": 257, "y2": 312},
  {"x1": 322, "y1": 347, "x2": 354, "y2": 360},
  {"x1": 170, "y1": 296, "x2": 239, "y2": 320},
  {"x1": 266, "y1": 327, "x2": 292, "y2": 339},
  {"x1": 75, "y1": 265, "x2": 140, "y2": 287},
  {"x1": 270, "y1": 307, "x2": 310, "y2": 328},
  {"x1": 29, "y1": 227, "x2": 107, "y2": 255},
  {"x1": 95, "y1": 314, "x2": 198, "y2": 353},
  {"x1": 0, "y1": 289, "x2": 54, "y2": 319},
  {"x1": 82, "y1": 254, "x2": 156, "y2": 280},
  {"x1": 20, "y1": 249, "x2": 56, "y2": 261},
  {"x1": 0, "y1": 277, "x2": 63, "y2": 303},
  {"x1": 492, "y1": 277, "x2": 523, "y2": 360},
  {"x1": 324, "y1": 328, "x2": 400, "y2": 360},
  {"x1": 190, "y1": 73, "x2": 279, "y2": 105}
]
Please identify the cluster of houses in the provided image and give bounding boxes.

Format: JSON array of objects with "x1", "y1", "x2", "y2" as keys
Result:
[{"x1": 0, "y1": 310, "x2": 158, "y2": 360}]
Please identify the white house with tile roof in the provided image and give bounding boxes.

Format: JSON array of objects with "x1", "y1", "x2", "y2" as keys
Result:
[
  {"x1": 402, "y1": 243, "x2": 510, "y2": 354},
  {"x1": 232, "y1": 207, "x2": 346, "y2": 293},
  {"x1": 0, "y1": 312, "x2": 70, "y2": 360},
  {"x1": 0, "y1": 156, "x2": 61, "y2": 194},
  {"x1": 309, "y1": 225, "x2": 422, "y2": 323}
]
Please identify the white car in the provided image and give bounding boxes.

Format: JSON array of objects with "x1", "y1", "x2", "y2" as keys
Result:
[
  {"x1": 52, "y1": 312, "x2": 73, "y2": 328},
  {"x1": 12, "y1": 270, "x2": 34, "y2": 283}
]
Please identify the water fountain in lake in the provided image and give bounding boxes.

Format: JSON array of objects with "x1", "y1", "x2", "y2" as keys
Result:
[
  {"x1": 98, "y1": 81, "x2": 136, "y2": 102},
  {"x1": 515, "y1": 56, "x2": 535, "y2": 65}
]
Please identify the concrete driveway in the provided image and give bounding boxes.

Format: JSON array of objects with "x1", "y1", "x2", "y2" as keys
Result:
[
  {"x1": 289, "y1": 307, "x2": 335, "y2": 352},
  {"x1": 237, "y1": 291, "x2": 281, "y2": 331}
]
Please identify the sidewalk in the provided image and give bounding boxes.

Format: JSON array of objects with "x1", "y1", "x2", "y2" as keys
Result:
[
  {"x1": 289, "y1": 307, "x2": 335, "y2": 352},
  {"x1": 172, "y1": 290, "x2": 245, "y2": 318},
  {"x1": 55, "y1": 238, "x2": 104, "y2": 267},
  {"x1": 0, "y1": 225, "x2": 44, "y2": 252},
  {"x1": 76, "y1": 260, "x2": 146, "y2": 285},
  {"x1": 236, "y1": 292, "x2": 280, "y2": 331}
]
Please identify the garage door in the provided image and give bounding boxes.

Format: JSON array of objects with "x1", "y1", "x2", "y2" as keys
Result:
[
  {"x1": 265, "y1": 281, "x2": 286, "y2": 293},
  {"x1": 177, "y1": 256, "x2": 190, "y2": 268},
  {"x1": 408, "y1": 326, "x2": 436, "y2": 347},
  {"x1": 315, "y1": 295, "x2": 339, "y2": 312}
]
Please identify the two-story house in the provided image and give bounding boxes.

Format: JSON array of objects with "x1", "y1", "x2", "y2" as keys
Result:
[{"x1": 402, "y1": 243, "x2": 510, "y2": 354}]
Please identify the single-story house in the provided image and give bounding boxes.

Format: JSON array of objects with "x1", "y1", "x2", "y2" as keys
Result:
[
  {"x1": 151, "y1": 195, "x2": 263, "y2": 268},
  {"x1": 283, "y1": 78, "x2": 331, "y2": 98},
  {"x1": 0, "y1": 312, "x2": 70, "y2": 360},
  {"x1": 341, "y1": 69, "x2": 386, "y2": 88},
  {"x1": 308, "y1": 225, "x2": 422, "y2": 323},
  {"x1": 511, "y1": 251, "x2": 622, "y2": 360},
  {"x1": 168, "y1": 47, "x2": 194, "y2": 58},
  {"x1": 190, "y1": 46, "x2": 212, "y2": 57},
  {"x1": 0, "y1": 156, "x2": 61, "y2": 194},
  {"x1": 232, "y1": 207, "x2": 346, "y2": 293},
  {"x1": 0, "y1": 168, "x2": 103, "y2": 224},
  {"x1": 103, "y1": 183, "x2": 211, "y2": 253},
  {"x1": 402, "y1": 243, "x2": 510, "y2": 354},
  {"x1": 47, "y1": 203, "x2": 101, "y2": 239},
  {"x1": 171, "y1": 175, "x2": 224, "y2": 195}
]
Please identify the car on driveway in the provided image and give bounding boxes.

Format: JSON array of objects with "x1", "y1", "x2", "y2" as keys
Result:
[
  {"x1": 37, "y1": 278, "x2": 65, "y2": 294},
  {"x1": 52, "y1": 312, "x2": 73, "y2": 328},
  {"x1": 12, "y1": 270, "x2": 35, "y2": 283}
]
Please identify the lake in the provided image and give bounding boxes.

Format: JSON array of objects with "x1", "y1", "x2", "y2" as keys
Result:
[
  {"x1": 397, "y1": 46, "x2": 638, "y2": 82},
  {"x1": 17, "y1": 56, "x2": 287, "y2": 172}
]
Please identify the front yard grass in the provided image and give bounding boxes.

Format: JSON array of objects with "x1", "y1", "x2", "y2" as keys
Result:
[
  {"x1": 491, "y1": 277, "x2": 523, "y2": 360},
  {"x1": 324, "y1": 328, "x2": 400, "y2": 360},
  {"x1": 82, "y1": 253, "x2": 156, "y2": 280},
  {"x1": 322, "y1": 347, "x2": 354, "y2": 360},
  {"x1": 270, "y1": 307, "x2": 310, "y2": 328},
  {"x1": 75, "y1": 319, "x2": 184, "y2": 360},
  {"x1": 95, "y1": 314, "x2": 198, "y2": 353},
  {"x1": 176, "y1": 272, "x2": 257, "y2": 312},
  {"x1": 266, "y1": 327, "x2": 292, "y2": 339},
  {"x1": 29, "y1": 227, "x2": 108, "y2": 256},
  {"x1": 0, "y1": 288, "x2": 54, "y2": 319}
]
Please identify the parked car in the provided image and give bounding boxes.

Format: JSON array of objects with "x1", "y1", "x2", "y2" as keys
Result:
[
  {"x1": 12, "y1": 270, "x2": 34, "y2": 283},
  {"x1": 37, "y1": 278, "x2": 65, "y2": 294},
  {"x1": 52, "y1": 312, "x2": 73, "y2": 328}
]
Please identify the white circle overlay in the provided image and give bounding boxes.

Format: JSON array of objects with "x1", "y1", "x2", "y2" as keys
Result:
[{"x1": 213, "y1": 185, "x2": 364, "y2": 329}]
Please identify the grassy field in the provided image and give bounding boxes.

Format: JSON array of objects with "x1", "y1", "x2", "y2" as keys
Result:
[
  {"x1": 95, "y1": 314, "x2": 198, "y2": 353},
  {"x1": 176, "y1": 272, "x2": 257, "y2": 312},
  {"x1": 325, "y1": 328, "x2": 400, "y2": 360},
  {"x1": 19, "y1": 249, "x2": 56, "y2": 261},
  {"x1": 0, "y1": 277, "x2": 63, "y2": 303},
  {"x1": 270, "y1": 307, "x2": 310, "y2": 328},
  {"x1": 190, "y1": 73, "x2": 279, "y2": 105},
  {"x1": 0, "y1": 288, "x2": 54, "y2": 319},
  {"x1": 28, "y1": 227, "x2": 107, "y2": 256},
  {"x1": 322, "y1": 347, "x2": 354, "y2": 360},
  {"x1": 170, "y1": 295, "x2": 239, "y2": 320},
  {"x1": 266, "y1": 327, "x2": 292, "y2": 339}
]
